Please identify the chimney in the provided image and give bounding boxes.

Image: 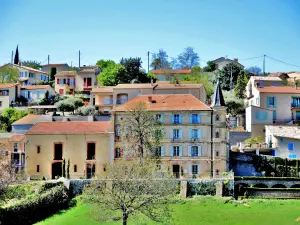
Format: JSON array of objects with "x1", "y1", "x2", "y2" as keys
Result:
[
  {"x1": 234, "y1": 58, "x2": 238, "y2": 63},
  {"x1": 148, "y1": 96, "x2": 152, "y2": 103}
]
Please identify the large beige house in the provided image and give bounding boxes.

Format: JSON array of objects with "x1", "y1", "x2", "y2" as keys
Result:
[
  {"x1": 25, "y1": 121, "x2": 114, "y2": 179},
  {"x1": 91, "y1": 83, "x2": 207, "y2": 115},
  {"x1": 112, "y1": 82, "x2": 227, "y2": 178},
  {"x1": 55, "y1": 66, "x2": 100, "y2": 95},
  {"x1": 41, "y1": 64, "x2": 69, "y2": 74}
]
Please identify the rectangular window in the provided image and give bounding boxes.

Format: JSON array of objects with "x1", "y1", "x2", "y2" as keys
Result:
[
  {"x1": 173, "y1": 129, "x2": 179, "y2": 139},
  {"x1": 267, "y1": 96, "x2": 276, "y2": 108},
  {"x1": 156, "y1": 146, "x2": 162, "y2": 157},
  {"x1": 289, "y1": 154, "x2": 297, "y2": 159},
  {"x1": 37, "y1": 146, "x2": 40, "y2": 153},
  {"x1": 192, "y1": 165, "x2": 198, "y2": 175},
  {"x1": 192, "y1": 129, "x2": 198, "y2": 139},
  {"x1": 13, "y1": 143, "x2": 18, "y2": 152},
  {"x1": 288, "y1": 143, "x2": 294, "y2": 151},
  {"x1": 192, "y1": 114, "x2": 199, "y2": 124},
  {"x1": 0, "y1": 101, "x2": 2, "y2": 107},
  {"x1": 191, "y1": 146, "x2": 198, "y2": 156},
  {"x1": 87, "y1": 78, "x2": 92, "y2": 86},
  {"x1": 74, "y1": 165, "x2": 77, "y2": 172},
  {"x1": 173, "y1": 146, "x2": 180, "y2": 156},
  {"x1": 37, "y1": 165, "x2": 40, "y2": 172},
  {"x1": 173, "y1": 114, "x2": 180, "y2": 124},
  {"x1": 115, "y1": 148, "x2": 121, "y2": 158},
  {"x1": 54, "y1": 143, "x2": 63, "y2": 160},
  {"x1": 87, "y1": 143, "x2": 96, "y2": 160}
]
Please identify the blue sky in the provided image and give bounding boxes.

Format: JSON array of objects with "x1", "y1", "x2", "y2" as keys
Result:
[{"x1": 0, "y1": 0, "x2": 300, "y2": 72}]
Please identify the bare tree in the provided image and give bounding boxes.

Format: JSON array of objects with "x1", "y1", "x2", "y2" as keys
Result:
[
  {"x1": 82, "y1": 160, "x2": 177, "y2": 225},
  {"x1": 119, "y1": 101, "x2": 163, "y2": 162},
  {"x1": 0, "y1": 140, "x2": 16, "y2": 198},
  {"x1": 177, "y1": 47, "x2": 200, "y2": 69}
]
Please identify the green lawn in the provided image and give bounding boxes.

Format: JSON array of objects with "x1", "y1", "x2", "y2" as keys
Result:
[{"x1": 36, "y1": 196, "x2": 300, "y2": 225}]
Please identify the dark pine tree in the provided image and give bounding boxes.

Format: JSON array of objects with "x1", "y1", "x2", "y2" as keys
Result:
[{"x1": 14, "y1": 45, "x2": 19, "y2": 65}]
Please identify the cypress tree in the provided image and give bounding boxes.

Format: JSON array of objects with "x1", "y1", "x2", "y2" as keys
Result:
[{"x1": 14, "y1": 45, "x2": 19, "y2": 65}]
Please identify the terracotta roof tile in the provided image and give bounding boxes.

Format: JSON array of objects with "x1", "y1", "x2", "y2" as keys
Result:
[
  {"x1": 12, "y1": 114, "x2": 41, "y2": 125},
  {"x1": 9, "y1": 134, "x2": 25, "y2": 142},
  {"x1": 26, "y1": 121, "x2": 112, "y2": 135},
  {"x1": 0, "y1": 83, "x2": 18, "y2": 89},
  {"x1": 268, "y1": 72, "x2": 289, "y2": 78},
  {"x1": 113, "y1": 94, "x2": 211, "y2": 112},
  {"x1": 114, "y1": 83, "x2": 203, "y2": 89},
  {"x1": 21, "y1": 85, "x2": 51, "y2": 90},
  {"x1": 257, "y1": 86, "x2": 300, "y2": 94},
  {"x1": 153, "y1": 69, "x2": 192, "y2": 75},
  {"x1": 55, "y1": 71, "x2": 77, "y2": 77}
]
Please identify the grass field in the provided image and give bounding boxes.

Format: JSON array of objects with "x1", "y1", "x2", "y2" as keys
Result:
[{"x1": 36, "y1": 196, "x2": 300, "y2": 225}]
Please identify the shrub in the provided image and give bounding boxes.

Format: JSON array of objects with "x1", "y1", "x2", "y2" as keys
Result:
[
  {"x1": 77, "y1": 105, "x2": 96, "y2": 116},
  {"x1": 38, "y1": 182, "x2": 63, "y2": 194},
  {"x1": 0, "y1": 184, "x2": 69, "y2": 225}
]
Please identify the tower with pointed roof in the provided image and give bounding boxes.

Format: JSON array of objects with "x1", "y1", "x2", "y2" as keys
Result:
[{"x1": 210, "y1": 80, "x2": 228, "y2": 176}]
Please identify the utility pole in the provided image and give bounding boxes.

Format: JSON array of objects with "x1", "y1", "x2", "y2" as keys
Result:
[
  {"x1": 79, "y1": 50, "x2": 81, "y2": 68},
  {"x1": 47, "y1": 55, "x2": 50, "y2": 65},
  {"x1": 263, "y1": 54, "x2": 266, "y2": 75},
  {"x1": 230, "y1": 65, "x2": 233, "y2": 92},
  {"x1": 11, "y1": 51, "x2": 13, "y2": 64},
  {"x1": 147, "y1": 51, "x2": 150, "y2": 72}
]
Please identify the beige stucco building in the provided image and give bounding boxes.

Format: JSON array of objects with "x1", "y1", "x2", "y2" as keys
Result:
[
  {"x1": 41, "y1": 63, "x2": 70, "y2": 74},
  {"x1": 25, "y1": 121, "x2": 114, "y2": 179},
  {"x1": 112, "y1": 83, "x2": 227, "y2": 178},
  {"x1": 20, "y1": 85, "x2": 55, "y2": 103},
  {"x1": 0, "y1": 83, "x2": 19, "y2": 111},
  {"x1": 91, "y1": 83, "x2": 207, "y2": 115}
]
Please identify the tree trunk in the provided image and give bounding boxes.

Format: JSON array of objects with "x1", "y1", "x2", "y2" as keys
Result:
[{"x1": 122, "y1": 212, "x2": 128, "y2": 225}]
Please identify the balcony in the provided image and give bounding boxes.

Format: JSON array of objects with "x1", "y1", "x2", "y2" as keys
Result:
[
  {"x1": 291, "y1": 102, "x2": 300, "y2": 108},
  {"x1": 117, "y1": 99, "x2": 128, "y2": 104},
  {"x1": 103, "y1": 99, "x2": 113, "y2": 105},
  {"x1": 172, "y1": 120, "x2": 181, "y2": 125}
]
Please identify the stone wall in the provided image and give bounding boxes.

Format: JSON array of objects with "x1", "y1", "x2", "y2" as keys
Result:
[{"x1": 246, "y1": 188, "x2": 300, "y2": 197}]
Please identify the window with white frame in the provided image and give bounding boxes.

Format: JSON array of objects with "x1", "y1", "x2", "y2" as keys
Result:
[
  {"x1": 192, "y1": 129, "x2": 198, "y2": 139},
  {"x1": 173, "y1": 129, "x2": 179, "y2": 139},
  {"x1": 173, "y1": 114, "x2": 180, "y2": 124},
  {"x1": 192, "y1": 165, "x2": 198, "y2": 175},
  {"x1": 13, "y1": 143, "x2": 18, "y2": 153},
  {"x1": 191, "y1": 146, "x2": 198, "y2": 156},
  {"x1": 173, "y1": 146, "x2": 180, "y2": 156}
]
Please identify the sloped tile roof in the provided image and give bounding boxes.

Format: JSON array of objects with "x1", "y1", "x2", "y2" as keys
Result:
[
  {"x1": 26, "y1": 121, "x2": 112, "y2": 135},
  {"x1": 21, "y1": 85, "x2": 50, "y2": 90},
  {"x1": 153, "y1": 69, "x2": 192, "y2": 75},
  {"x1": 257, "y1": 86, "x2": 300, "y2": 94},
  {"x1": 9, "y1": 134, "x2": 25, "y2": 142},
  {"x1": 113, "y1": 94, "x2": 211, "y2": 112},
  {"x1": 0, "y1": 83, "x2": 18, "y2": 89},
  {"x1": 55, "y1": 71, "x2": 77, "y2": 77}
]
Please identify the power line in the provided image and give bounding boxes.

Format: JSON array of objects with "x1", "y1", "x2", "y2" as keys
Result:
[
  {"x1": 239, "y1": 55, "x2": 264, "y2": 61},
  {"x1": 266, "y1": 55, "x2": 300, "y2": 68}
]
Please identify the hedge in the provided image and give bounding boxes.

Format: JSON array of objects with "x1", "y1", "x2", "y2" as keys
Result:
[
  {"x1": 0, "y1": 184, "x2": 70, "y2": 225},
  {"x1": 246, "y1": 187, "x2": 300, "y2": 191}
]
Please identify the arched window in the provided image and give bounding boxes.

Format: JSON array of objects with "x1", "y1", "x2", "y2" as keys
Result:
[
  {"x1": 215, "y1": 131, "x2": 220, "y2": 138},
  {"x1": 216, "y1": 114, "x2": 220, "y2": 121}
]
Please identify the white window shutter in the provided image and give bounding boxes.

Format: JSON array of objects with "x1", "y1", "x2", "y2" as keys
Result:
[
  {"x1": 197, "y1": 164, "x2": 201, "y2": 174},
  {"x1": 179, "y1": 146, "x2": 183, "y2": 156},
  {"x1": 179, "y1": 129, "x2": 183, "y2": 138},
  {"x1": 161, "y1": 146, "x2": 165, "y2": 156},
  {"x1": 188, "y1": 146, "x2": 191, "y2": 156},
  {"x1": 198, "y1": 114, "x2": 201, "y2": 123},
  {"x1": 189, "y1": 114, "x2": 192, "y2": 124},
  {"x1": 188, "y1": 128, "x2": 192, "y2": 138},
  {"x1": 161, "y1": 114, "x2": 164, "y2": 123},
  {"x1": 169, "y1": 146, "x2": 173, "y2": 156},
  {"x1": 170, "y1": 129, "x2": 173, "y2": 138},
  {"x1": 189, "y1": 164, "x2": 192, "y2": 175},
  {"x1": 198, "y1": 129, "x2": 201, "y2": 138},
  {"x1": 198, "y1": 145, "x2": 202, "y2": 156}
]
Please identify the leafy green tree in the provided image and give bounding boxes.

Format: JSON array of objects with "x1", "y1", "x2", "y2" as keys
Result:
[
  {"x1": 0, "y1": 108, "x2": 28, "y2": 131},
  {"x1": 246, "y1": 66, "x2": 262, "y2": 75},
  {"x1": 234, "y1": 72, "x2": 249, "y2": 99},
  {"x1": 192, "y1": 66, "x2": 201, "y2": 73},
  {"x1": 0, "y1": 65, "x2": 19, "y2": 83},
  {"x1": 98, "y1": 64, "x2": 126, "y2": 86},
  {"x1": 225, "y1": 100, "x2": 245, "y2": 116},
  {"x1": 203, "y1": 61, "x2": 217, "y2": 72},
  {"x1": 151, "y1": 49, "x2": 170, "y2": 69},
  {"x1": 96, "y1": 59, "x2": 116, "y2": 71},
  {"x1": 82, "y1": 160, "x2": 177, "y2": 225},
  {"x1": 216, "y1": 63, "x2": 243, "y2": 91},
  {"x1": 120, "y1": 57, "x2": 149, "y2": 83},
  {"x1": 77, "y1": 105, "x2": 96, "y2": 116},
  {"x1": 22, "y1": 60, "x2": 42, "y2": 69},
  {"x1": 39, "y1": 91, "x2": 51, "y2": 105},
  {"x1": 177, "y1": 47, "x2": 199, "y2": 69},
  {"x1": 55, "y1": 97, "x2": 83, "y2": 115}
]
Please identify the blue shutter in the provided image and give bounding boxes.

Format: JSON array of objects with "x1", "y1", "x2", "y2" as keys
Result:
[
  {"x1": 271, "y1": 150, "x2": 275, "y2": 156},
  {"x1": 179, "y1": 129, "x2": 183, "y2": 138},
  {"x1": 189, "y1": 164, "x2": 192, "y2": 175},
  {"x1": 188, "y1": 146, "x2": 191, "y2": 156},
  {"x1": 274, "y1": 97, "x2": 277, "y2": 108},
  {"x1": 169, "y1": 146, "x2": 173, "y2": 156},
  {"x1": 198, "y1": 114, "x2": 201, "y2": 123},
  {"x1": 255, "y1": 111, "x2": 260, "y2": 120},
  {"x1": 198, "y1": 129, "x2": 201, "y2": 138},
  {"x1": 171, "y1": 114, "x2": 174, "y2": 123},
  {"x1": 273, "y1": 110, "x2": 276, "y2": 120},
  {"x1": 161, "y1": 114, "x2": 164, "y2": 123},
  {"x1": 170, "y1": 129, "x2": 173, "y2": 138},
  {"x1": 161, "y1": 146, "x2": 165, "y2": 156},
  {"x1": 266, "y1": 97, "x2": 270, "y2": 108},
  {"x1": 189, "y1": 114, "x2": 192, "y2": 124},
  {"x1": 288, "y1": 143, "x2": 294, "y2": 151},
  {"x1": 37, "y1": 91, "x2": 40, "y2": 99},
  {"x1": 179, "y1": 114, "x2": 182, "y2": 124},
  {"x1": 179, "y1": 146, "x2": 183, "y2": 156},
  {"x1": 188, "y1": 129, "x2": 192, "y2": 138},
  {"x1": 197, "y1": 164, "x2": 201, "y2": 174}
]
